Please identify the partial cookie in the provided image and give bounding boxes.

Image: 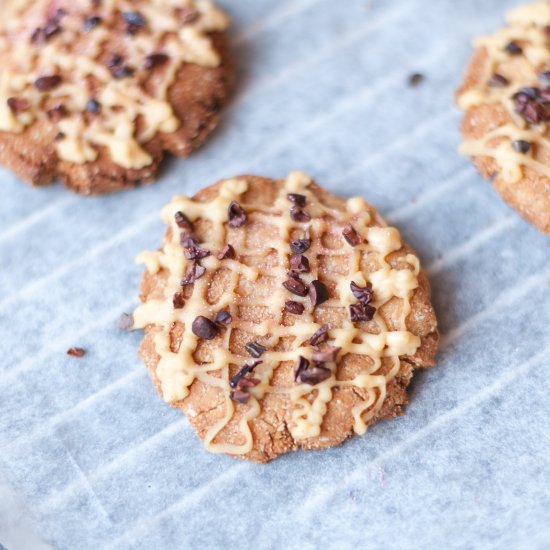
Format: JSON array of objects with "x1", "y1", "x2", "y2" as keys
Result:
[
  {"x1": 0, "y1": 0, "x2": 233, "y2": 194},
  {"x1": 456, "y1": 1, "x2": 550, "y2": 234},
  {"x1": 130, "y1": 172, "x2": 439, "y2": 463}
]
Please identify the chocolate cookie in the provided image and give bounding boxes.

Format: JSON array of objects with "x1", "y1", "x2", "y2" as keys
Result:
[
  {"x1": 131, "y1": 172, "x2": 439, "y2": 463},
  {"x1": 0, "y1": 0, "x2": 233, "y2": 194},
  {"x1": 456, "y1": 2, "x2": 550, "y2": 234}
]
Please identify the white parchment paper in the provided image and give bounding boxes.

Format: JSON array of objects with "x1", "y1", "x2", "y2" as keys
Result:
[{"x1": 0, "y1": 1, "x2": 549, "y2": 548}]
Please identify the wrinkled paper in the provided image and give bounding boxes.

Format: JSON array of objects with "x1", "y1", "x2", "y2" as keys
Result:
[{"x1": 0, "y1": 0, "x2": 549, "y2": 548}]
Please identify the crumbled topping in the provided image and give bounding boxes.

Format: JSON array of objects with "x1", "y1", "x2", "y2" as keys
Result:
[
  {"x1": 86, "y1": 99, "x2": 101, "y2": 114},
  {"x1": 83, "y1": 15, "x2": 102, "y2": 33},
  {"x1": 245, "y1": 342, "x2": 267, "y2": 358},
  {"x1": 217, "y1": 244, "x2": 235, "y2": 260},
  {"x1": 343, "y1": 224, "x2": 361, "y2": 246},
  {"x1": 34, "y1": 75, "x2": 62, "y2": 92},
  {"x1": 287, "y1": 193, "x2": 307, "y2": 207},
  {"x1": 308, "y1": 324, "x2": 329, "y2": 346},
  {"x1": 7, "y1": 98, "x2": 29, "y2": 113},
  {"x1": 215, "y1": 310, "x2": 232, "y2": 327},
  {"x1": 283, "y1": 274, "x2": 308, "y2": 297},
  {"x1": 228, "y1": 201, "x2": 247, "y2": 228},
  {"x1": 67, "y1": 347, "x2": 86, "y2": 357},
  {"x1": 181, "y1": 262, "x2": 206, "y2": 285},
  {"x1": 294, "y1": 356, "x2": 331, "y2": 385},
  {"x1": 183, "y1": 242, "x2": 210, "y2": 260},
  {"x1": 350, "y1": 281, "x2": 373, "y2": 303},
  {"x1": 144, "y1": 53, "x2": 170, "y2": 70},
  {"x1": 488, "y1": 73, "x2": 509, "y2": 88},
  {"x1": 512, "y1": 87, "x2": 550, "y2": 125},
  {"x1": 349, "y1": 302, "x2": 376, "y2": 322},
  {"x1": 230, "y1": 361, "x2": 262, "y2": 389},
  {"x1": 47, "y1": 104, "x2": 68, "y2": 121},
  {"x1": 408, "y1": 73, "x2": 425, "y2": 87},
  {"x1": 284, "y1": 300, "x2": 305, "y2": 315},
  {"x1": 512, "y1": 140, "x2": 531, "y2": 153},
  {"x1": 290, "y1": 237, "x2": 311, "y2": 254},
  {"x1": 289, "y1": 254, "x2": 310, "y2": 273},
  {"x1": 191, "y1": 316, "x2": 218, "y2": 340},
  {"x1": 175, "y1": 211, "x2": 193, "y2": 231},
  {"x1": 308, "y1": 280, "x2": 329, "y2": 307},
  {"x1": 290, "y1": 206, "x2": 311, "y2": 223},
  {"x1": 123, "y1": 11, "x2": 147, "y2": 35},
  {"x1": 504, "y1": 41, "x2": 523, "y2": 55},
  {"x1": 173, "y1": 292, "x2": 185, "y2": 309}
]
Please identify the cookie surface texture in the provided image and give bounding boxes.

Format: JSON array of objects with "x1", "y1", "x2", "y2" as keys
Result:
[
  {"x1": 133, "y1": 172, "x2": 439, "y2": 463},
  {"x1": 0, "y1": 0, "x2": 232, "y2": 194},
  {"x1": 457, "y1": 1, "x2": 550, "y2": 234}
]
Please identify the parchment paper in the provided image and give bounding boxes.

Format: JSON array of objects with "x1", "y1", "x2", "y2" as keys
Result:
[{"x1": 1, "y1": 1, "x2": 549, "y2": 548}]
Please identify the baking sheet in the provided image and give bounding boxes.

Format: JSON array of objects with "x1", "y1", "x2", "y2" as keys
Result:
[{"x1": 1, "y1": 0, "x2": 549, "y2": 548}]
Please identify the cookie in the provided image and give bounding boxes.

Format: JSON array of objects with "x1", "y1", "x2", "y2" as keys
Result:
[
  {"x1": 131, "y1": 172, "x2": 439, "y2": 463},
  {"x1": 456, "y1": 2, "x2": 550, "y2": 234},
  {"x1": 0, "y1": 0, "x2": 232, "y2": 194}
]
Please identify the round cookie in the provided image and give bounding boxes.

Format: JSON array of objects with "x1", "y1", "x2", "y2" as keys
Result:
[
  {"x1": 0, "y1": 0, "x2": 233, "y2": 194},
  {"x1": 131, "y1": 172, "x2": 439, "y2": 463},
  {"x1": 456, "y1": 1, "x2": 550, "y2": 234}
]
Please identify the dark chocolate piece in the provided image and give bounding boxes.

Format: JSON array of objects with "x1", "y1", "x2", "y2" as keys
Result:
[
  {"x1": 245, "y1": 342, "x2": 267, "y2": 358},
  {"x1": 34, "y1": 75, "x2": 62, "y2": 91},
  {"x1": 228, "y1": 201, "x2": 247, "y2": 228},
  {"x1": 290, "y1": 254, "x2": 310, "y2": 273},
  {"x1": 284, "y1": 301, "x2": 305, "y2": 315},
  {"x1": 350, "y1": 281, "x2": 373, "y2": 304},
  {"x1": 343, "y1": 224, "x2": 361, "y2": 246},
  {"x1": 308, "y1": 324, "x2": 329, "y2": 346},
  {"x1": 67, "y1": 347, "x2": 86, "y2": 358},
  {"x1": 192, "y1": 316, "x2": 218, "y2": 340},
  {"x1": 308, "y1": 280, "x2": 329, "y2": 307},
  {"x1": 349, "y1": 302, "x2": 376, "y2": 322},
  {"x1": 181, "y1": 262, "x2": 206, "y2": 285},
  {"x1": 215, "y1": 310, "x2": 232, "y2": 327},
  {"x1": 283, "y1": 274, "x2": 308, "y2": 297}
]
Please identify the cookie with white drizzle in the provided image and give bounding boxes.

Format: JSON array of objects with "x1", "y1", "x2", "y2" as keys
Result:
[
  {"x1": 456, "y1": 1, "x2": 550, "y2": 234},
  {"x1": 0, "y1": 0, "x2": 232, "y2": 194},
  {"x1": 131, "y1": 172, "x2": 439, "y2": 463}
]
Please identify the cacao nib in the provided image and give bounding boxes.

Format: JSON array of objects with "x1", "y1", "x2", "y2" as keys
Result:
[
  {"x1": 181, "y1": 262, "x2": 206, "y2": 285},
  {"x1": 245, "y1": 342, "x2": 267, "y2": 358},
  {"x1": 230, "y1": 361, "x2": 261, "y2": 389},
  {"x1": 290, "y1": 206, "x2": 311, "y2": 223},
  {"x1": 349, "y1": 302, "x2": 376, "y2": 322},
  {"x1": 287, "y1": 193, "x2": 307, "y2": 207},
  {"x1": 308, "y1": 280, "x2": 329, "y2": 307},
  {"x1": 342, "y1": 224, "x2": 361, "y2": 246},
  {"x1": 290, "y1": 238, "x2": 311, "y2": 254},
  {"x1": 34, "y1": 75, "x2": 62, "y2": 91},
  {"x1": 217, "y1": 244, "x2": 235, "y2": 260},
  {"x1": 192, "y1": 316, "x2": 218, "y2": 340},
  {"x1": 228, "y1": 201, "x2": 247, "y2": 228},
  {"x1": 215, "y1": 310, "x2": 232, "y2": 327},
  {"x1": 173, "y1": 292, "x2": 185, "y2": 309},
  {"x1": 308, "y1": 324, "x2": 329, "y2": 346},
  {"x1": 284, "y1": 301, "x2": 305, "y2": 315},
  {"x1": 350, "y1": 281, "x2": 373, "y2": 304},
  {"x1": 283, "y1": 274, "x2": 308, "y2": 297},
  {"x1": 67, "y1": 347, "x2": 85, "y2": 358},
  {"x1": 290, "y1": 254, "x2": 310, "y2": 273}
]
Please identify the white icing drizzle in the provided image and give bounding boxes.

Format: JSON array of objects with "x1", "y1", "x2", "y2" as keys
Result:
[
  {"x1": 457, "y1": 2, "x2": 550, "y2": 183},
  {"x1": 133, "y1": 172, "x2": 423, "y2": 455},
  {"x1": 0, "y1": 0, "x2": 229, "y2": 169}
]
